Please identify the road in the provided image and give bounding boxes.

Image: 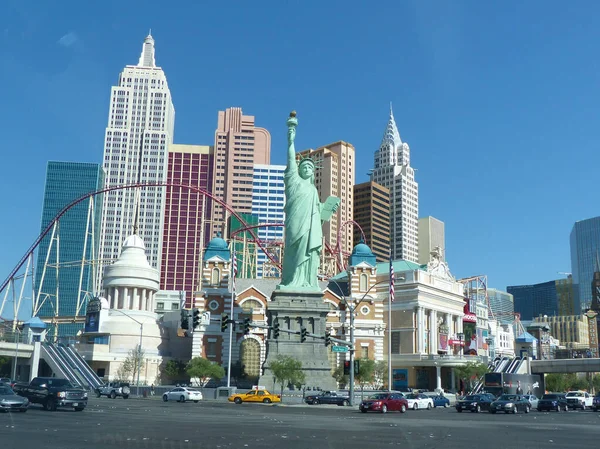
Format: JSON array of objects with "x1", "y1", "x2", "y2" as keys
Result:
[{"x1": 1, "y1": 397, "x2": 600, "y2": 448}]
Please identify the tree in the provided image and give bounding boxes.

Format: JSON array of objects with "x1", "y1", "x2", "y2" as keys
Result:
[
  {"x1": 121, "y1": 345, "x2": 145, "y2": 384},
  {"x1": 269, "y1": 355, "x2": 305, "y2": 401},
  {"x1": 0, "y1": 356, "x2": 10, "y2": 376},
  {"x1": 545, "y1": 373, "x2": 568, "y2": 393},
  {"x1": 355, "y1": 359, "x2": 376, "y2": 401},
  {"x1": 592, "y1": 374, "x2": 600, "y2": 394},
  {"x1": 163, "y1": 360, "x2": 187, "y2": 384},
  {"x1": 186, "y1": 357, "x2": 225, "y2": 387},
  {"x1": 454, "y1": 362, "x2": 489, "y2": 393},
  {"x1": 372, "y1": 361, "x2": 388, "y2": 390},
  {"x1": 333, "y1": 363, "x2": 348, "y2": 388}
]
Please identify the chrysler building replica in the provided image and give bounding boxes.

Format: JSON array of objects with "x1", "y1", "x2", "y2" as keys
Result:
[
  {"x1": 370, "y1": 106, "x2": 419, "y2": 262},
  {"x1": 98, "y1": 33, "x2": 175, "y2": 288}
]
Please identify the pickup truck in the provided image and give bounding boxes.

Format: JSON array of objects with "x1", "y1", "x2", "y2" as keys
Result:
[
  {"x1": 13, "y1": 377, "x2": 88, "y2": 411},
  {"x1": 565, "y1": 391, "x2": 594, "y2": 410},
  {"x1": 304, "y1": 391, "x2": 350, "y2": 406}
]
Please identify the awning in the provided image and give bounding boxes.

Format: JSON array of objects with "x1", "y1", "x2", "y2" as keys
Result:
[
  {"x1": 463, "y1": 313, "x2": 477, "y2": 323},
  {"x1": 449, "y1": 339, "x2": 465, "y2": 346}
]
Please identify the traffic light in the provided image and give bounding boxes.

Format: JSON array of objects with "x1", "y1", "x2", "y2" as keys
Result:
[
  {"x1": 343, "y1": 360, "x2": 351, "y2": 375},
  {"x1": 354, "y1": 360, "x2": 360, "y2": 375},
  {"x1": 272, "y1": 321, "x2": 280, "y2": 339},
  {"x1": 243, "y1": 318, "x2": 250, "y2": 335},
  {"x1": 300, "y1": 327, "x2": 307, "y2": 343},
  {"x1": 180, "y1": 310, "x2": 189, "y2": 330},
  {"x1": 324, "y1": 332, "x2": 331, "y2": 347},
  {"x1": 192, "y1": 309, "x2": 201, "y2": 329},
  {"x1": 221, "y1": 313, "x2": 229, "y2": 333}
]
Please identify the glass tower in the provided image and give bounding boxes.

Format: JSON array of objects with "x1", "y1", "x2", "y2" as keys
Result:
[
  {"x1": 35, "y1": 162, "x2": 105, "y2": 337},
  {"x1": 487, "y1": 288, "x2": 514, "y2": 325},
  {"x1": 570, "y1": 216, "x2": 600, "y2": 313},
  {"x1": 252, "y1": 164, "x2": 285, "y2": 278},
  {"x1": 507, "y1": 281, "x2": 558, "y2": 321}
]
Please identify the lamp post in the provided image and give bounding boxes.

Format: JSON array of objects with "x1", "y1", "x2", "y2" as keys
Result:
[
  {"x1": 112, "y1": 309, "x2": 144, "y2": 397},
  {"x1": 457, "y1": 333, "x2": 464, "y2": 359},
  {"x1": 328, "y1": 279, "x2": 393, "y2": 406},
  {"x1": 12, "y1": 326, "x2": 21, "y2": 381}
]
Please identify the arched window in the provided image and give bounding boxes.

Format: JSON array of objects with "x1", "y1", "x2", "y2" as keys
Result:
[
  {"x1": 211, "y1": 267, "x2": 220, "y2": 286},
  {"x1": 359, "y1": 273, "x2": 368, "y2": 292},
  {"x1": 241, "y1": 299, "x2": 261, "y2": 313},
  {"x1": 240, "y1": 338, "x2": 261, "y2": 378}
]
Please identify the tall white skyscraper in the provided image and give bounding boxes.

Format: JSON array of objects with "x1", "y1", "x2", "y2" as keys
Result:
[
  {"x1": 98, "y1": 33, "x2": 175, "y2": 289},
  {"x1": 252, "y1": 164, "x2": 285, "y2": 278},
  {"x1": 370, "y1": 107, "x2": 419, "y2": 262}
]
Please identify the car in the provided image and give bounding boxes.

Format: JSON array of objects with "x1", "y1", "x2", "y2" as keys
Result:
[
  {"x1": 490, "y1": 394, "x2": 531, "y2": 414},
  {"x1": 96, "y1": 382, "x2": 131, "y2": 399},
  {"x1": 565, "y1": 391, "x2": 593, "y2": 410},
  {"x1": 404, "y1": 393, "x2": 434, "y2": 410},
  {"x1": 13, "y1": 377, "x2": 87, "y2": 412},
  {"x1": 523, "y1": 394, "x2": 538, "y2": 409},
  {"x1": 537, "y1": 394, "x2": 569, "y2": 412},
  {"x1": 432, "y1": 394, "x2": 450, "y2": 408},
  {"x1": 592, "y1": 393, "x2": 600, "y2": 412},
  {"x1": 228, "y1": 389, "x2": 281, "y2": 404},
  {"x1": 0, "y1": 384, "x2": 29, "y2": 413},
  {"x1": 162, "y1": 387, "x2": 203, "y2": 403},
  {"x1": 455, "y1": 394, "x2": 493, "y2": 413},
  {"x1": 359, "y1": 393, "x2": 408, "y2": 413},
  {"x1": 304, "y1": 391, "x2": 350, "y2": 406}
]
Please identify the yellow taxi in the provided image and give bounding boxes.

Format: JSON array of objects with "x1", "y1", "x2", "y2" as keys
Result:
[{"x1": 228, "y1": 388, "x2": 281, "y2": 404}]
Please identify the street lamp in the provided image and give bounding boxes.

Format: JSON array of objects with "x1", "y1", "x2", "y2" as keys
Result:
[
  {"x1": 111, "y1": 309, "x2": 145, "y2": 397},
  {"x1": 328, "y1": 278, "x2": 391, "y2": 406},
  {"x1": 457, "y1": 333, "x2": 464, "y2": 359},
  {"x1": 12, "y1": 326, "x2": 21, "y2": 381}
]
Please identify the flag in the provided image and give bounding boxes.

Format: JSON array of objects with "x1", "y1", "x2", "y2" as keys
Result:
[
  {"x1": 389, "y1": 252, "x2": 394, "y2": 302},
  {"x1": 231, "y1": 247, "x2": 238, "y2": 294}
]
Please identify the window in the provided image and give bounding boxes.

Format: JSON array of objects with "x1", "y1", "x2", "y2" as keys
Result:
[
  {"x1": 359, "y1": 273, "x2": 368, "y2": 292},
  {"x1": 156, "y1": 302, "x2": 164, "y2": 310},
  {"x1": 172, "y1": 303, "x2": 179, "y2": 310},
  {"x1": 361, "y1": 346, "x2": 369, "y2": 359},
  {"x1": 211, "y1": 268, "x2": 220, "y2": 285},
  {"x1": 241, "y1": 299, "x2": 261, "y2": 313}
]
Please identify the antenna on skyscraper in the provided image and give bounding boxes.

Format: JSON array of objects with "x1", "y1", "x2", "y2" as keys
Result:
[{"x1": 132, "y1": 188, "x2": 141, "y2": 235}]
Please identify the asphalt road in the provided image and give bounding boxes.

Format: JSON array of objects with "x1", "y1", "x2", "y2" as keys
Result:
[{"x1": 1, "y1": 397, "x2": 600, "y2": 449}]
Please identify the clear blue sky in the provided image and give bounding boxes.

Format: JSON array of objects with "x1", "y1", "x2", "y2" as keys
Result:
[{"x1": 0, "y1": 0, "x2": 598, "y2": 300}]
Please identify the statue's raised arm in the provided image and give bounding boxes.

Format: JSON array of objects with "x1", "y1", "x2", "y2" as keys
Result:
[{"x1": 286, "y1": 111, "x2": 298, "y2": 174}]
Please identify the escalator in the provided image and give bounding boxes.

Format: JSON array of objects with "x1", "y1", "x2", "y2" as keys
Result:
[
  {"x1": 511, "y1": 356, "x2": 527, "y2": 374},
  {"x1": 41, "y1": 343, "x2": 85, "y2": 388},
  {"x1": 62, "y1": 344, "x2": 104, "y2": 389},
  {"x1": 55, "y1": 344, "x2": 99, "y2": 390},
  {"x1": 505, "y1": 357, "x2": 522, "y2": 373},
  {"x1": 496, "y1": 357, "x2": 510, "y2": 373}
]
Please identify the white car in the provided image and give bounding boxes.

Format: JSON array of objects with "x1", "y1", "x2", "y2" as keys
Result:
[
  {"x1": 162, "y1": 387, "x2": 203, "y2": 403},
  {"x1": 565, "y1": 391, "x2": 593, "y2": 410},
  {"x1": 404, "y1": 393, "x2": 434, "y2": 410}
]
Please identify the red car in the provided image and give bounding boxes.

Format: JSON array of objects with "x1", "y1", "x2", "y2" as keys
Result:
[{"x1": 360, "y1": 393, "x2": 408, "y2": 413}]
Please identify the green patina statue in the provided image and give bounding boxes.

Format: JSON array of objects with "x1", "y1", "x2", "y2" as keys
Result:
[{"x1": 278, "y1": 111, "x2": 340, "y2": 291}]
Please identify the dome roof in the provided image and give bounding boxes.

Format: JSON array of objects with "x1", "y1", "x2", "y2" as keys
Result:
[
  {"x1": 203, "y1": 233, "x2": 231, "y2": 262},
  {"x1": 349, "y1": 239, "x2": 376, "y2": 267},
  {"x1": 123, "y1": 234, "x2": 146, "y2": 250}
]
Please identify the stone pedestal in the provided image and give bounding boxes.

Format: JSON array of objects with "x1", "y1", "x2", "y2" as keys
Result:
[{"x1": 259, "y1": 289, "x2": 336, "y2": 392}]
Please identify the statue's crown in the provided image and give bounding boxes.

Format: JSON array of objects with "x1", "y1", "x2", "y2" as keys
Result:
[{"x1": 297, "y1": 155, "x2": 322, "y2": 169}]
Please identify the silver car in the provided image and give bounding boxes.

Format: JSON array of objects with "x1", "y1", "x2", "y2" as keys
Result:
[
  {"x1": 0, "y1": 384, "x2": 29, "y2": 412},
  {"x1": 523, "y1": 394, "x2": 538, "y2": 409}
]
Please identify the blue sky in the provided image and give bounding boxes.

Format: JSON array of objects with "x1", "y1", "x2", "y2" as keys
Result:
[{"x1": 0, "y1": 0, "x2": 599, "y2": 311}]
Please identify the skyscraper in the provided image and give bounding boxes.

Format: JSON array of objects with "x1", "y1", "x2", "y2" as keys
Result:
[
  {"x1": 211, "y1": 107, "x2": 271, "y2": 237},
  {"x1": 507, "y1": 281, "x2": 558, "y2": 321},
  {"x1": 370, "y1": 107, "x2": 418, "y2": 262},
  {"x1": 487, "y1": 288, "x2": 514, "y2": 325},
  {"x1": 570, "y1": 216, "x2": 600, "y2": 312},
  {"x1": 418, "y1": 217, "x2": 445, "y2": 265},
  {"x1": 98, "y1": 33, "x2": 175, "y2": 288},
  {"x1": 353, "y1": 180, "x2": 390, "y2": 262},
  {"x1": 298, "y1": 141, "x2": 356, "y2": 265},
  {"x1": 36, "y1": 162, "x2": 105, "y2": 337},
  {"x1": 252, "y1": 164, "x2": 285, "y2": 278},
  {"x1": 161, "y1": 144, "x2": 214, "y2": 307}
]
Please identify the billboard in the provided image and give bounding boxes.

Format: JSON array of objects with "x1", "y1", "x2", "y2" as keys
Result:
[{"x1": 84, "y1": 297, "x2": 102, "y2": 333}]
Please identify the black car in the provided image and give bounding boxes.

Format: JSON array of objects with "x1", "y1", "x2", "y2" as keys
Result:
[
  {"x1": 455, "y1": 394, "x2": 493, "y2": 413},
  {"x1": 490, "y1": 394, "x2": 531, "y2": 414},
  {"x1": 592, "y1": 393, "x2": 600, "y2": 412},
  {"x1": 304, "y1": 391, "x2": 350, "y2": 406},
  {"x1": 537, "y1": 394, "x2": 569, "y2": 412}
]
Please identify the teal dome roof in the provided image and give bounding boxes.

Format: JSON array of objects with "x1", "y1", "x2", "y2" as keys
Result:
[
  {"x1": 349, "y1": 239, "x2": 377, "y2": 267},
  {"x1": 204, "y1": 233, "x2": 231, "y2": 261}
]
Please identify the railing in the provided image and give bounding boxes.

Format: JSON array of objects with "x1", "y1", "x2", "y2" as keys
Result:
[{"x1": 0, "y1": 331, "x2": 29, "y2": 344}]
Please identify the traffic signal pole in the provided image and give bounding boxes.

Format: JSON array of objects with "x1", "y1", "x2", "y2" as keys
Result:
[
  {"x1": 226, "y1": 290, "x2": 235, "y2": 388},
  {"x1": 349, "y1": 312, "x2": 355, "y2": 406}
]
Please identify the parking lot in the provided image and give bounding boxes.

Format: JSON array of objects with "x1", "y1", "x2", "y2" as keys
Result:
[{"x1": 1, "y1": 396, "x2": 600, "y2": 449}]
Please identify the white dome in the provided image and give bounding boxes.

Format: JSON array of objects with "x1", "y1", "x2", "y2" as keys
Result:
[
  {"x1": 102, "y1": 234, "x2": 159, "y2": 292},
  {"x1": 123, "y1": 234, "x2": 146, "y2": 250}
]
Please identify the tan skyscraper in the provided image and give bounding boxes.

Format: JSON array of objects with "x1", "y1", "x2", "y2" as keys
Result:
[
  {"x1": 418, "y1": 216, "x2": 445, "y2": 265},
  {"x1": 298, "y1": 141, "x2": 355, "y2": 273},
  {"x1": 211, "y1": 107, "x2": 271, "y2": 236},
  {"x1": 353, "y1": 181, "x2": 390, "y2": 262}
]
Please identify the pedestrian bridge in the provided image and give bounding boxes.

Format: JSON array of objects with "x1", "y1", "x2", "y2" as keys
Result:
[
  {"x1": 531, "y1": 358, "x2": 600, "y2": 373},
  {"x1": 0, "y1": 340, "x2": 33, "y2": 358}
]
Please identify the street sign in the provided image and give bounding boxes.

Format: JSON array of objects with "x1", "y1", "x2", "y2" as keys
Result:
[{"x1": 332, "y1": 345, "x2": 349, "y2": 353}]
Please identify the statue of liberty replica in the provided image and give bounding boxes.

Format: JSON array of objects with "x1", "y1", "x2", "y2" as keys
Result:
[
  {"x1": 260, "y1": 111, "x2": 339, "y2": 392},
  {"x1": 278, "y1": 111, "x2": 339, "y2": 291}
]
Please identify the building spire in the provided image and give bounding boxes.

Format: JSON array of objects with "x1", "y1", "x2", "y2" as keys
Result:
[
  {"x1": 137, "y1": 32, "x2": 156, "y2": 68},
  {"x1": 381, "y1": 104, "x2": 402, "y2": 148}
]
